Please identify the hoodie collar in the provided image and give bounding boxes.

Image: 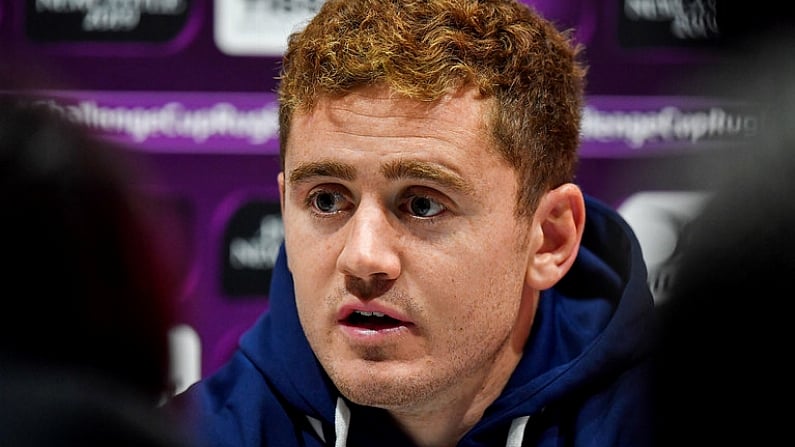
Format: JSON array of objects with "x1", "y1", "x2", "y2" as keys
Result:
[{"x1": 239, "y1": 194, "x2": 655, "y2": 443}]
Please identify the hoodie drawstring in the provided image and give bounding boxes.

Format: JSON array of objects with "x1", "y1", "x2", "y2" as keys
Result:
[
  {"x1": 506, "y1": 416, "x2": 529, "y2": 447},
  {"x1": 334, "y1": 397, "x2": 351, "y2": 447},
  {"x1": 324, "y1": 398, "x2": 528, "y2": 447}
]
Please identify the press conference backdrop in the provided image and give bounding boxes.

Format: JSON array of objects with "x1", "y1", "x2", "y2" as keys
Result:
[{"x1": 0, "y1": 0, "x2": 763, "y2": 394}]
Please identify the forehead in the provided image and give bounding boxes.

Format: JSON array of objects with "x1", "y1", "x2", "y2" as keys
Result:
[{"x1": 284, "y1": 85, "x2": 495, "y2": 165}]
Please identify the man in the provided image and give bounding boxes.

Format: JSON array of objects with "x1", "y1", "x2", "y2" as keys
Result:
[{"x1": 174, "y1": 0, "x2": 656, "y2": 445}]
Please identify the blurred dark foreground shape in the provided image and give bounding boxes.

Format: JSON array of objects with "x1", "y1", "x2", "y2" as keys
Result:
[
  {"x1": 653, "y1": 3, "x2": 795, "y2": 445},
  {"x1": 0, "y1": 96, "x2": 194, "y2": 447}
]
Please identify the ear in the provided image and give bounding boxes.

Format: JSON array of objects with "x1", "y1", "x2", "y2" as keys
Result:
[
  {"x1": 525, "y1": 183, "x2": 585, "y2": 290},
  {"x1": 278, "y1": 171, "x2": 286, "y2": 215}
]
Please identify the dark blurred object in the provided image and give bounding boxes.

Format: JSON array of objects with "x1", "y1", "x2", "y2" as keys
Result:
[
  {"x1": 653, "y1": 5, "x2": 795, "y2": 445},
  {"x1": 716, "y1": 1, "x2": 795, "y2": 46},
  {"x1": 652, "y1": 149, "x2": 795, "y2": 445},
  {"x1": 0, "y1": 96, "x2": 192, "y2": 446}
]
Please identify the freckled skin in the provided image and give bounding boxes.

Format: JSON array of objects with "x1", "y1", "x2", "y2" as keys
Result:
[{"x1": 279, "y1": 85, "x2": 544, "y2": 441}]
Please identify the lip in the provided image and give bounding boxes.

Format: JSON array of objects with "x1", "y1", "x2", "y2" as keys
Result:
[{"x1": 336, "y1": 301, "x2": 415, "y2": 341}]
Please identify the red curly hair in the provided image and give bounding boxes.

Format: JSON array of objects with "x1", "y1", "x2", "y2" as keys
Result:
[{"x1": 278, "y1": 0, "x2": 587, "y2": 215}]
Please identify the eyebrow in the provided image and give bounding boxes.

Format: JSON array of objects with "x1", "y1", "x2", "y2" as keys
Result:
[
  {"x1": 288, "y1": 158, "x2": 474, "y2": 195},
  {"x1": 289, "y1": 160, "x2": 357, "y2": 184},
  {"x1": 381, "y1": 159, "x2": 474, "y2": 194}
]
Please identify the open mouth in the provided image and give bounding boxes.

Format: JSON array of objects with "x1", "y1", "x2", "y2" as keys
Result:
[{"x1": 342, "y1": 310, "x2": 406, "y2": 331}]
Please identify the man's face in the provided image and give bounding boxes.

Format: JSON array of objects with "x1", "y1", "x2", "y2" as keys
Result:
[{"x1": 279, "y1": 85, "x2": 539, "y2": 412}]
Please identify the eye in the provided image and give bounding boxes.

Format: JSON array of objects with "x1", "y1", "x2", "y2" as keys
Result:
[
  {"x1": 308, "y1": 190, "x2": 349, "y2": 214},
  {"x1": 405, "y1": 195, "x2": 446, "y2": 218}
]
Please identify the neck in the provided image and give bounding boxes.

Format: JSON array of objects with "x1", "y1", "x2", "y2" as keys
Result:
[
  {"x1": 388, "y1": 290, "x2": 538, "y2": 447},
  {"x1": 389, "y1": 337, "x2": 523, "y2": 447}
]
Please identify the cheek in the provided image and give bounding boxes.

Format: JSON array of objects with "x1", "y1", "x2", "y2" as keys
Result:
[
  {"x1": 295, "y1": 298, "x2": 327, "y2": 347},
  {"x1": 284, "y1": 223, "x2": 336, "y2": 330},
  {"x1": 284, "y1": 212, "x2": 338, "y2": 273},
  {"x1": 426, "y1": 245, "x2": 527, "y2": 332}
]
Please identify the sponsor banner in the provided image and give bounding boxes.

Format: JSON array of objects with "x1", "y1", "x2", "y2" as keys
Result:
[
  {"x1": 618, "y1": 0, "x2": 719, "y2": 46},
  {"x1": 214, "y1": 0, "x2": 322, "y2": 56},
  {"x1": 6, "y1": 90, "x2": 281, "y2": 154},
  {"x1": 213, "y1": 0, "x2": 597, "y2": 57},
  {"x1": 580, "y1": 95, "x2": 762, "y2": 158},
  {"x1": 220, "y1": 198, "x2": 283, "y2": 298},
  {"x1": 617, "y1": 190, "x2": 711, "y2": 304},
  {"x1": 3, "y1": 91, "x2": 762, "y2": 157},
  {"x1": 26, "y1": 0, "x2": 194, "y2": 44}
]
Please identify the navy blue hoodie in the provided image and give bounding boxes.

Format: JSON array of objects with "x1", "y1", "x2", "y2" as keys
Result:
[{"x1": 174, "y1": 195, "x2": 656, "y2": 447}]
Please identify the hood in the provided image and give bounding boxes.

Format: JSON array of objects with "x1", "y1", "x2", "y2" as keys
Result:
[
  {"x1": 237, "y1": 194, "x2": 655, "y2": 445},
  {"x1": 465, "y1": 195, "x2": 656, "y2": 442}
]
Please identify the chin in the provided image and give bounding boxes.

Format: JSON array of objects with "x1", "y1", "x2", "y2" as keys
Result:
[{"x1": 330, "y1": 362, "x2": 444, "y2": 409}]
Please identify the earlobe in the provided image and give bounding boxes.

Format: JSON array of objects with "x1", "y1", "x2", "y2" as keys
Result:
[{"x1": 526, "y1": 183, "x2": 585, "y2": 290}]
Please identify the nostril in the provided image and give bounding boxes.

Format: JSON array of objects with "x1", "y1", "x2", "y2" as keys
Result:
[{"x1": 345, "y1": 275, "x2": 395, "y2": 299}]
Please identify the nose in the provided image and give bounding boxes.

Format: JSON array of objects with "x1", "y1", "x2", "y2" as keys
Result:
[{"x1": 336, "y1": 201, "x2": 401, "y2": 281}]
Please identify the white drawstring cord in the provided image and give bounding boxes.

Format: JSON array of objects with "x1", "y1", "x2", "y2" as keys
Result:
[
  {"x1": 326, "y1": 397, "x2": 528, "y2": 447},
  {"x1": 506, "y1": 415, "x2": 530, "y2": 447},
  {"x1": 306, "y1": 415, "x2": 325, "y2": 443},
  {"x1": 334, "y1": 397, "x2": 351, "y2": 447}
]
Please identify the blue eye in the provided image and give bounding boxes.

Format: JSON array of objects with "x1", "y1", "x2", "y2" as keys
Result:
[{"x1": 407, "y1": 196, "x2": 445, "y2": 217}]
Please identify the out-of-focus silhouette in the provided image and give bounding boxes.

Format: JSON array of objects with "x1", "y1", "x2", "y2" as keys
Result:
[
  {"x1": 0, "y1": 95, "x2": 192, "y2": 446},
  {"x1": 653, "y1": 4, "x2": 795, "y2": 445}
]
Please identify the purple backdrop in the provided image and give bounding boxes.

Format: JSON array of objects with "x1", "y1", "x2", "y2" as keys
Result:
[{"x1": 0, "y1": 0, "x2": 759, "y2": 388}]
